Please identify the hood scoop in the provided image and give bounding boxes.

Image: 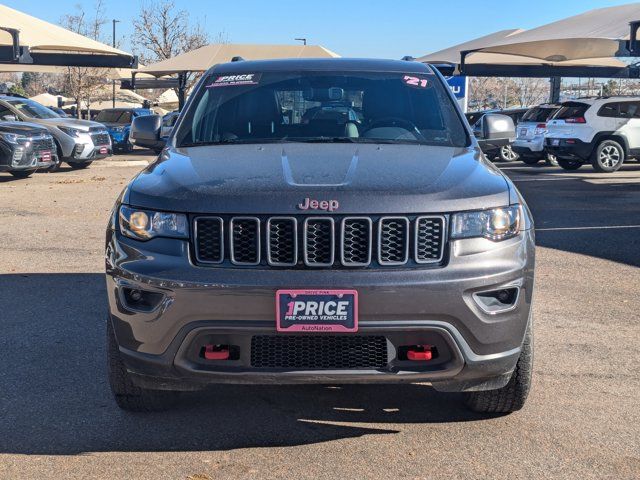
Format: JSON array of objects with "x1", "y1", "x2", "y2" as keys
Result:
[{"x1": 281, "y1": 147, "x2": 359, "y2": 186}]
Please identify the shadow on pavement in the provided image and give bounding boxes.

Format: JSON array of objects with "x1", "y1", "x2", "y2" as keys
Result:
[
  {"x1": 0, "y1": 273, "x2": 488, "y2": 456},
  {"x1": 507, "y1": 164, "x2": 640, "y2": 267}
]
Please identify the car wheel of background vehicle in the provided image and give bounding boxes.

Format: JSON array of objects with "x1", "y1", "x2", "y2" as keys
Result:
[
  {"x1": 591, "y1": 140, "x2": 624, "y2": 173},
  {"x1": 47, "y1": 144, "x2": 64, "y2": 172},
  {"x1": 556, "y1": 158, "x2": 582, "y2": 171},
  {"x1": 465, "y1": 318, "x2": 533, "y2": 414},
  {"x1": 68, "y1": 161, "x2": 93, "y2": 170},
  {"x1": 9, "y1": 170, "x2": 33, "y2": 179},
  {"x1": 107, "y1": 318, "x2": 179, "y2": 412},
  {"x1": 499, "y1": 145, "x2": 519, "y2": 162},
  {"x1": 545, "y1": 153, "x2": 559, "y2": 166},
  {"x1": 520, "y1": 155, "x2": 541, "y2": 165},
  {"x1": 123, "y1": 137, "x2": 134, "y2": 153}
]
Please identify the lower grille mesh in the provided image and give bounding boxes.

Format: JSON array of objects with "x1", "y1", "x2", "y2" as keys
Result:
[{"x1": 250, "y1": 335, "x2": 388, "y2": 369}]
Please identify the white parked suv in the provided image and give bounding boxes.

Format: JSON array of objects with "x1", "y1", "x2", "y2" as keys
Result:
[
  {"x1": 545, "y1": 97, "x2": 640, "y2": 172},
  {"x1": 512, "y1": 104, "x2": 561, "y2": 165}
]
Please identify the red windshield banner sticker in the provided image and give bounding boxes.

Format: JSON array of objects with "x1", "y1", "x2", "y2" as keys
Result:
[
  {"x1": 207, "y1": 73, "x2": 262, "y2": 87},
  {"x1": 403, "y1": 75, "x2": 430, "y2": 88}
]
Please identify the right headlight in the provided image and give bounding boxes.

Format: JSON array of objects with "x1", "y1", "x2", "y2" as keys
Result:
[
  {"x1": 451, "y1": 205, "x2": 521, "y2": 242},
  {"x1": 58, "y1": 126, "x2": 82, "y2": 138}
]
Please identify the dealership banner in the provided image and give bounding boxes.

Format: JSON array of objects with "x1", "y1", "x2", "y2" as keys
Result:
[{"x1": 446, "y1": 76, "x2": 468, "y2": 112}]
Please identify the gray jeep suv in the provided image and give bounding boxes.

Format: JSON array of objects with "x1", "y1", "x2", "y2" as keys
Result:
[{"x1": 106, "y1": 58, "x2": 535, "y2": 414}]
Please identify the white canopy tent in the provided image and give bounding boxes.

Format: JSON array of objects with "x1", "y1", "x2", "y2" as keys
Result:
[
  {"x1": 130, "y1": 43, "x2": 340, "y2": 109},
  {"x1": 136, "y1": 44, "x2": 339, "y2": 77},
  {"x1": 0, "y1": 4, "x2": 136, "y2": 68}
]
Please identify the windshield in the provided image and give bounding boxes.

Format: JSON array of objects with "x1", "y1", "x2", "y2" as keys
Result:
[
  {"x1": 6, "y1": 98, "x2": 59, "y2": 119},
  {"x1": 95, "y1": 110, "x2": 133, "y2": 123},
  {"x1": 176, "y1": 71, "x2": 468, "y2": 148}
]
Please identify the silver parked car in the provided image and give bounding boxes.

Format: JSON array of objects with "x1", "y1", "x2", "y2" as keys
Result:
[
  {"x1": 108, "y1": 58, "x2": 535, "y2": 414},
  {"x1": 0, "y1": 96, "x2": 112, "y2": 170},
  {"x1": 512, "y1": 104, "x2": 562, "y2": 166}
]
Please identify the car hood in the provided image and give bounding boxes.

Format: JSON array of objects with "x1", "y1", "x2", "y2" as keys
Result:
[
  {"x1": 102, "y1": 122, "x2": 129, "y2": 129},
  {"x1": 126, "y1": 143, "x2": 510, "y2": 214},
  {"x1": 0, "y1": 121, "x2": 48, "y2": 135},
  {"x1": 30, "y1": 117, "x2": 106, "y2": 131}
]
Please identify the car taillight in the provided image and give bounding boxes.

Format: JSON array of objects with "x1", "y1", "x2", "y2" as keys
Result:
[
  {"x1": 534, "y1": 123, "x2": 547, "y2": 135},
  {"x1": 565, "y1": 117, "x2": 586, "y2": 124}
]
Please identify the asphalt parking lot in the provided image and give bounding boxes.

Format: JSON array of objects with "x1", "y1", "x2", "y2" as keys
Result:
[{"x1": 0, "y1": 154, "x2": 638, "y2": 479}]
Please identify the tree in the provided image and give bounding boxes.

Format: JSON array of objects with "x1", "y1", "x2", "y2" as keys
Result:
[
  {"x1": 8, "y1": 84, "x2": 27, "y2": 97},
  {"x1": 132, "y1": 1, "x2": 222, "y2": 95},
  {"x1": 59, "y1": 0, "x2": 111, "y2": 118},
  {"x1": 132, "y1": 0, "x2": 211, "y2": 65}
]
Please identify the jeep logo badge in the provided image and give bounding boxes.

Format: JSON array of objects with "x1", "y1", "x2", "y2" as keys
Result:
[{"x1": 297, "y1": 197, "x2": 339, "y2": 212}]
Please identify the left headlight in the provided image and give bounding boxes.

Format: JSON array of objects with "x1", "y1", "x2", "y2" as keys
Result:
[
  {"x1": 451, "y1": 205, "x2": 521, "y2": 242},
  {"x1": 118, "y1": 205, "x2": 188, "y2": 240}
]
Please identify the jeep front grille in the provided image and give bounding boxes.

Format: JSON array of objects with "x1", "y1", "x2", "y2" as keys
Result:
[{"x1": 192, "y1": 215, "x2": 446, "y2": 268}]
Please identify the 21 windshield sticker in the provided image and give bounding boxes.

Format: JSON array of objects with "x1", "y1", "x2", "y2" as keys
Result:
[
  {"x1": 402, "y1": 75, "x2": 430, "y2": 88},
  {"x1": 207, "y1": 73, "x2": 262, "y2": 87}
]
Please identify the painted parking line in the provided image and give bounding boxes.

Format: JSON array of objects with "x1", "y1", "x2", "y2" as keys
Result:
[
  {"x1": 536, "y1": 225, "x2": 640, "y2": 232},
  {"x1": 95, "y1": 160, "x2": 151, "y2": 167}
]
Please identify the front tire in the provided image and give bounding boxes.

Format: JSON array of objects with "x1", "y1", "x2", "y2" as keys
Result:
[
  {"x1": 68, "y1": 161, "x2": 93, "y2": 170},
  {"x1": 557, "y1": 158, "x2": 583, "y2": 170},
  {"x1": 107, "y1": 318, "x2": 179, "y2": 412},
  {"x1": 499, "y1": 145, "x2": 519, "y2": 162},
  {"x1": 465, "y1": 319, "x2": 533, "y2": 414},
  {"x1": 591, "y1": 140, "x2": 624, "y2": 173}
]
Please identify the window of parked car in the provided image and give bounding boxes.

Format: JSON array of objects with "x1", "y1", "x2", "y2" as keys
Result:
[
  {"x1": 597, "y1": 102, "x2": 640, "y2": 118},
  {"x1": 4, "y1": 98, "x2": 59, "y2": 119},
  {"x1": 552, "y1": 102, "x2": 589, "y2": 120},
  {"x1": 95, "y1": 110, "x2": 135, "y2": 124},
  {"x1": 176, "y1": 71, "x2": 469, "y2": 148},
  {"x1": 618, "y1": 102, "x2": 640, "y2": 118},
  {"x1": 521, "y1": 106, "x2": 559, "y2": 123}
]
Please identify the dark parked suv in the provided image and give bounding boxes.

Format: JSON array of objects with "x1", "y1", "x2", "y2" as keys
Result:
[
  {"x1": 0, "y1": 121, "x2": 57, "y2": 178},
  {"x1": 107, "y1": 58, "x2": 535, "y2": 414}
]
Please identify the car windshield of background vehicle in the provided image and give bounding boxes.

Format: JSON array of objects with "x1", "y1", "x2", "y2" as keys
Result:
[
  {"x1": 95, "y1": 110, "x2": 131, "y2": 123},
  {"x1": 6, "y1": 99, "x2": 59, "y2": 119},
  {"x1": 176, "y1": 71, "x2": 469, "y2": 148}
]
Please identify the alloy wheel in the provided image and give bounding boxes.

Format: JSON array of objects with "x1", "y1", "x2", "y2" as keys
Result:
[{"x1": 599, "y1": 146, "x2": 621, "y2": 168}]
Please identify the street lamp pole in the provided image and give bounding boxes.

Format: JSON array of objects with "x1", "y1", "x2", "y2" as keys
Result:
[{"x1": 112, "y1": 19, "x2": 120, "y2": 108}]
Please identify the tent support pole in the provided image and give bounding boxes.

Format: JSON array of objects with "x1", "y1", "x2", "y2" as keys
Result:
[
  {"x1": 549, "y1": 76, "x2": 561, "y2": 103},
  {"x1": 178, "y1": 72, "x2": 187, "y2": 110}
]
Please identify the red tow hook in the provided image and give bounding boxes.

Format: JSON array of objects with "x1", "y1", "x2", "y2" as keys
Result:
[
  {"x1": 204, "y1": 344, "x2": 230, "y2": 360},
  {"x1": 406, "y1": 345, "x2": 433, "y2": 361}
]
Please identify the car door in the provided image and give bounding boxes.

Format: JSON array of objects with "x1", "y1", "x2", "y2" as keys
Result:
[{"x1": 617, "y1": 102, "x2": 640, "y2": 150}]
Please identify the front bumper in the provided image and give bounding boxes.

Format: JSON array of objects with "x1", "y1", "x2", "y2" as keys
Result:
[
  {"x1": 545, "y1": 138, "x2": 592, "y2": 160},
  {"x1": 106, "y1": 228, "x2": 535, "y2": 393}
]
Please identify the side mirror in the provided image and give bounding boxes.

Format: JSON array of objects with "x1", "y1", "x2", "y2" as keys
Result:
[
  {"x1": 481, "y1": 113, "x2": 516, "y2": 141},
  {"x1": 2, "y1": 114, "x2": 17, "y2": 121},
  {"x1": 131, "y1": 114, "x2": 162, "y2": 142}
]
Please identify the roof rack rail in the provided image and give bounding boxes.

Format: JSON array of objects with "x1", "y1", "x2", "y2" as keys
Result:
[{"x1": 231, "y1": 56, "x2": 245, "y2": 62}]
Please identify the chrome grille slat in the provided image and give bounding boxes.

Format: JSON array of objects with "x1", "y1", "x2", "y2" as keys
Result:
[
  {"x1": 230, "y1": 217, "x2": 261, "y2": 265},
  {"x1": 194, "y1": 216, "x2": 224, "y2": 264},
  {"x1": 267, "y1": 217, "x2": 297, "y2": 266},
  {"x1": 193, "y1": 215, "x2": 446, "y2": 268},
  {"x1": 304, "y1": 217, "x2": 335, "y2": 267},
  {"x1": 378, "y1": 217, "x2": 409, "y2": 265},
  {"x1": 415, "y1": 216, "x2": 446, "y2": 264},
  {"x1": 341, "y1": 217, "x2": 372, "y2": 266}
]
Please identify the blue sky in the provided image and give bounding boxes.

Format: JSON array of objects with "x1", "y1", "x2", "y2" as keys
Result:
[{"x1": 5, "y1": 0, "x2": 636, "y2": 58}]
